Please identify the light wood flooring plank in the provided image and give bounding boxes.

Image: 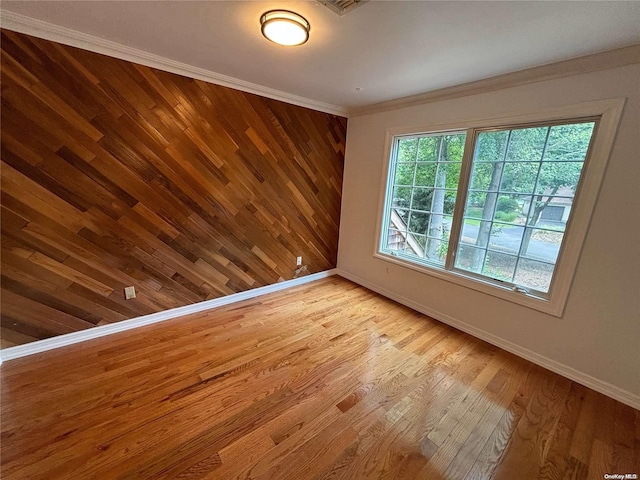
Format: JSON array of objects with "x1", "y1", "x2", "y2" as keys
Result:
[{"x1": 1, "y1": 277, "x2": 638, "y2": 480}]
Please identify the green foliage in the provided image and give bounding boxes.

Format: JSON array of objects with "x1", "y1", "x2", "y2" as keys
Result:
[
  {"x1": 394, "y1": 163, "x2": 415, "y2": 186},
  {"x1": 414, "y1": 163, "x2": 437, "y2": 185},
  {"x1": 500, "y1": 162, "x2": 538, "y2": 193},
  {"x1": 535, "y1": 161, "x2": 583, "y2": 194},
  {"x1": 544, "y1": 123, "x2": 594, "y2": 162},
  {"x1": 470, "y1": 123, "x2": 593, "y2": 199},
  {"x1": 466, "y1": 206, "x2": 484, "y2": 218},
  {"x1": 397, "y1": 138, "x2": 418, "y2": 162},
  {"x1": 392, "y1": 186, "x2": 411, "y2": 208},
  {"x1": 495, "y1": 211, "x2": 518, "y2": 222},
  {"x1": 470, "y1": 122, "x2": 593, "y2": 260},
  {"x1": 416, "y1": 136, "x2": 439, "y2": 161},
  {"x1": 408, "y1": 211, "x2": 430, "y2": 235},
  {"x1": 394, "y1": 134, "x2": 465, "y2": 188},
  {"x1": 438, "y1": 240, "x2": 449, "y2": 259},
  {"x1": 443, "y1": 193, "x2": 456, "y2": 215},
  {"x1": 411, "y1": 188, "x2": 432, "y2": 211},
  {"x1": 391, "y1": 123, "x2": 594, "y2": 261},
  {"x1": 506, "y1": 127, "x2": 547, "y2": 162},
  {"x1": 393, "y1": 133, "x2": 465, "y2": 237},
  {"x1": 496, "y1": 197, "x2": 519, "y2": 213},
  {"x1": 437, "y1": 162, "x2": 462, "y2": 189},
  {"x1": 441, "y1": 134, "x2": 466, "y2": 162},
  {"x1": 475, "y1": 131, "x2": 508, "y2": 162}
]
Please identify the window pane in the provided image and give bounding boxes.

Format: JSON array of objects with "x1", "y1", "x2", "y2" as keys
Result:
[
  {"x1": 416, "y1": 136, "x2": 439, "y2": 162},
  {"x1": 398, "y1": 138, "x2": 418, "y2": 162},
  {"x1": 427, "y1": 214, "x2": 453, "y2": 242},
  {"x1": 483, "y1": 252, "x2": 517, "y2": 282},
  {"x1": 394, "y1": 163, "x2": 415, "y2": 186},
  {"x1": 428, "y1": 188, "x2": 454, "y2": 216},
  {"x1": 405, "y1": 241, "x2": 423, "y2": 258},
  {"x1": 436, "y1": 162, "x2": 461, "y2": 188},
  {"x1": 506, "y1": 126, "x2": 548, "y2": 162},
  {"x1": 385, "y1": 229, "x2": 406, "y2": 251},
  {"x1": 527, "y1": 196, "x2": 573, "y2": 230},
  {"x1": 411, "y1": 188, "x2": 433, "y2": 211},
  {"x1": 455, "y1": 121, "x2": 595, "y2": 293},
  {"x1": 535, "y1": 162, "x2": 584, "y2": 194},
  {"x1": 464, "y1": 192, "x2": 488, "y2": 219},
  {"x1": 425, "y1": 238, "x2": 447, "y2": 265},
  {"x1": 460, "y1": 218, "x2": 491, "y2": 248},
  {"x1": 469, "y1": 162, "x2": 496, "y2": 190},
  {"x1": 413, "y1": 234, "x2": 427, "y2": 253},
  {"x1": 494, "y1": 194, "x2": 529, "y2": 225},
  {"x1": 475, "y1": 131, "x2": 509, "y2": 162},
  {"x1": 442, "y1": 190, "x2": 458, "y2": 215},
  {"x1": 415, "y1": 163, "x2": 437, "y2": 185},
  {"x1": 391, "y1": 208, "x2": 410, "y2": 226},
  {"x1": 500, "y1": 162, "x2": 540, "y2": 194},
  {"x1": 382, "y1": 131, "x2": 466, "y2": 268},
  {"x1": 521, "y1": 228, "x2": 564, "y2": 263},
  {"x1": 443, "y1": 134, "x2": 466, "y2": 162},
  {"x1": 408, "y1": 211, "x2": 430, "y2": 235},
  {"x1": 543, "y1": 123, "x2": 595, "y2": 162},
  {"x1": 514, "y1": 258, "x2": 555, "y2": 293},
  {"x1": 392, "y1": 187, "x2": 411, "y2": 208},
  {"x1": 488, "y1": 224, "x2": 525, "y2": 255},
  {"x1": 455, "y1": 244, "x2": 485, "y2": 273}
]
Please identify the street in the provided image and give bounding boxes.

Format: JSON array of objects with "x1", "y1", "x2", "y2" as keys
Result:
[{"x1": 461, "y1": 222, "x2": 560, "y2": 262}]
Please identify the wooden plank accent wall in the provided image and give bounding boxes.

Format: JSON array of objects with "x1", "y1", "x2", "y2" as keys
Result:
[{"x1": 0, "y1": 30, "x2": 347, "y2": 348}]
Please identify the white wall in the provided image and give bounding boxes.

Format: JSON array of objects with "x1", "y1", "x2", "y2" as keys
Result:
[{"x1": 337, "y1": 63, "x2": 640, "y2": 406}]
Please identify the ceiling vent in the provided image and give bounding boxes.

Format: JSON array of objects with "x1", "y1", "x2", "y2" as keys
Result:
[{"x1": 317, "y1": 0, "x2": 368, "y2": 16}]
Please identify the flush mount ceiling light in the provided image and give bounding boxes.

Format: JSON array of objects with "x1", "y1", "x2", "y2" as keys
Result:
[{"x1": 260, "y1": 10, "x2": 310, "y2": 46}]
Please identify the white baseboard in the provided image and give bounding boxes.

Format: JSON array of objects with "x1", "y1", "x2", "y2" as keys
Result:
[
  {"x1": 0, "y1": 269, "x2": 337, "y2": 365},
  {"x1": 336, "y1": 269, "x2": 640, "y2": 410}
]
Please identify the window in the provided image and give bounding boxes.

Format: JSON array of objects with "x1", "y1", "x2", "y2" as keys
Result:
[
  {"x1": 376, "y1": 100, "x2": 624, "y2": 316},
  {"x1": 385, "y1": 132, "x2": 466, "y2": 266}
]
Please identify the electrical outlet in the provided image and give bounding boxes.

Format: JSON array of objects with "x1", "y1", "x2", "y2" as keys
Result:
[
  {"x1": 296, "y1": 256, "x2": 302, "y2": 266},
  {"x1": 124, "y1": 286, "x2": 136, "y2": 300}
]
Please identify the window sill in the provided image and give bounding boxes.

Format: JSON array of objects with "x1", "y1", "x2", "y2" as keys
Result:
[{"x1": 374, "y1": 251, "x2": 565, "y2": 317}]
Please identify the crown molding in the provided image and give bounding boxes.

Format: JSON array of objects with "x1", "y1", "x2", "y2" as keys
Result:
[
  {"x1": 350, "y1": 44, "x2": 640, "y2": 117},
  {"x1": 0, "y1": 10, "x2": 349, "y2": 117},
  {"x1": 2, "y1": 11, "x2": 639, "y2": 123}
]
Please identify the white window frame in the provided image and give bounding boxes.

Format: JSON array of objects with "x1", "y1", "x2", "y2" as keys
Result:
[{"x1": 374, "y1": 99, "x2": 625, "y2": 317}]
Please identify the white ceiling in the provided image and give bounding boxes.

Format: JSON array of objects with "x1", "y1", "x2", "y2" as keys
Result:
[{"x1": 2, "y1": 1, "x2": 640, "y2": 112}]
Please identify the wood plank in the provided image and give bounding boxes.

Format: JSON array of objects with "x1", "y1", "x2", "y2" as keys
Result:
[
  {"x1": 0, "y1": 29, "x2": 346, "y2": 346},
  {"x1": 0, "y1": 278, "x2": 637, "y2": 479}
]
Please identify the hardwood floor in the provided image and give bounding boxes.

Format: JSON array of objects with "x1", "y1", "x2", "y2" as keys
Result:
[{"x1": 1, "y1": 277, "x2": 638, "y2": 479}]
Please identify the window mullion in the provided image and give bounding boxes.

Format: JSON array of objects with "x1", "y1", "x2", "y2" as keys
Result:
[{"x1": 445, "y1": 129, "x2": 476, "y2": 271}]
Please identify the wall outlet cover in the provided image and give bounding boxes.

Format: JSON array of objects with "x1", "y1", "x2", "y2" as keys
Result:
[
  {"x1": 124, "y1": 286, "x2": 136, "y2": 299},
  {"x1": 296, "y1": 256, "x2": 303, "y2": 266}
]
